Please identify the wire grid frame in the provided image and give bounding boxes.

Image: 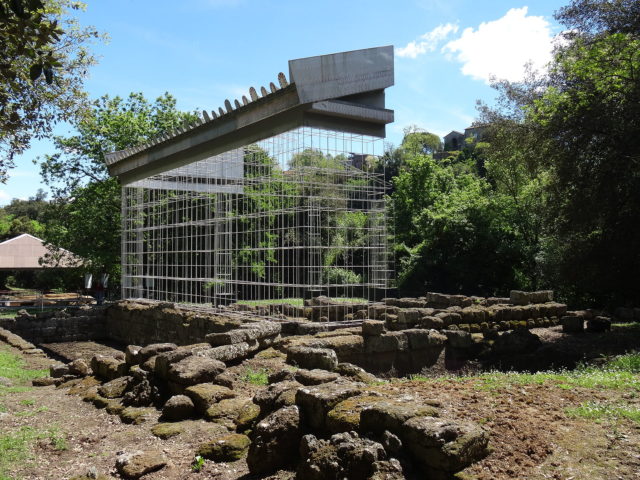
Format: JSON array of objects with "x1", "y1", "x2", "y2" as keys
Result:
[{"x1": 121, "y1": 126, "x2": 391, "y2": 311}]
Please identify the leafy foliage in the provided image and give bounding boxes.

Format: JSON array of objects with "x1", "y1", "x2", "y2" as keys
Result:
[
  {"x1": 474, "y1": 0, "x2": 640, "y2": 306},
  {"x1": 0, "y1": 0, "x2": 103, "y2": 180},
  {"x1": 39, "y1": 92, "x2": 198, "y2": 293}
]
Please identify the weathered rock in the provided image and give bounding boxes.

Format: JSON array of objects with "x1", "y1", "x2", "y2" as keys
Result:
[
  {"x1": 98, "y1": 376, "x2": 132, "y2": 399},
  {"x1": 151, "y1": 422, "x2": 184, "y2": 439},
  {"x1": 205, "y1": 396, "x2": 253, "y2": 427},
  {"x1": 214, "y1": 371, "x2": 236, "y2": 389},
  {"x1": 153, "y1": 344, "x2": 209, "y2": 379},
  {"x1": 326, "y1": 394, "x2": 383, "y2": 433},
  {"x1": 295, "y1": 380, "x2": 362, "y2": 430},
  {"x1": 32, "y1": 376, "x2": 56, "y2": 387},
  {"x1": 119, "y1": 407, "x2": 154, "y2": 425},
  {"x1": 166, "y1": 356, "x2": 226, "y2": 387},
  {"x1": 369, "y1": 458, "x2": 406, "y2": 480},
  {"x1": 197, "y1": 433, "x2": 250, "y2": 462},
  {"x1": 122, "y1": 377, "x2": 164, "y2": 407},
  {"x1": 140, "y1": 355, "x2": 158, "y2": 372},
  {"x1": 161, "y1": 395, "x2": 194, "y2": 421},
  {"x1": 184, "y1": 383, "x2": 235, "y2": 414},
  {"x1": 124, "y1": 345, "x2": 142, "y2": 365},
  {"x1": 510, "y1": 290, "x2": 553, "y2": 305},
  {"x1": 253, "y1": 380, "x2": 302, "y2": 414},
  {"x1": 50, "y1": 363, "x2": 70, "y2": 378},
  {"x1": 236, "y1": 401, "x2": 261, "y2": 432},
  {"x1": 492, "y1": 329, "x2": 541, "y2": 355},
  {"x1": 287, "y1": 346, "x2": 338, "y2": 371},
  {"x1": 66, "y1": 358, "x2": 90, "y2": 377},
  {"x1": 91, "y1": 355, "x2": 127, "y2": 381},
  {"x1": 294, "y1": 369, "x2": 340, "y2": 386},
  {"x1": 364, "y1": 332, "x2": 408, "y2": 353},
  {"x1": 115, "y1": 450, "x2": 166, "y2": 479},
  {"x1": 246, "y1": 405, "x2": 302, "y2": 474},
  {"x1": 362, "y1": 320, "x2": 385, "y2": 336},
  {"x1": 137, "y1": 343, "x2": 177, "y2": 364},
  {"x1": 360, "y1": 396, "x2": 439, "y2": 435},
  {"x1": 404, "y1": 329, "x2": 447, "y2": 350},
  {"x1": 267, "y1": 369, "x2": 295, "y2": 384},
  {"x1": 297, "y1": 431, "x2": 387, "y2": 480},
  {"x1": 586, "y1": 316, "x2": 611, "y2": 333},
  {"x1": 444, "y1": 329, "x2": 474, "y2": 349},
  {"x1": 417, "y1": 316, "x2": 445, "y2": 330},
  {"x1": 206, "y1": 321, "x2": 281, "y2": 346},
  {"x1": 401, "y1": 416, "x2": 489, "y2": 473},
  {"x1": 561, "y1": 315, "x2": 584, "y2": 333},
  {"x1": 335, "y1": 363, "x2": 378, "y2": 384}
]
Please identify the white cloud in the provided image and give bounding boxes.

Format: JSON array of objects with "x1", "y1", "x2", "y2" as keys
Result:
[
  {"x1": 397, "y1": 23, "x2": 459, "y2": 59},
  {"x1": 0, "y1": 190, "x2": 11, "y2": 203},
  {"x1": 443, "y1": 7, "x2": 554, "y2": 83}
]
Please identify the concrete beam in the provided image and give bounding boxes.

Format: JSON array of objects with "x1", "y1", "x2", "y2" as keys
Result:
[{"x1": 106, "y1": 46, "x2": 395, "y2": 184}]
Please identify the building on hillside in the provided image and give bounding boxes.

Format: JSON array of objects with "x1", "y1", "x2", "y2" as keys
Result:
[{"x1": 442, "y1": 125, "x2": 488, "y2": 151}]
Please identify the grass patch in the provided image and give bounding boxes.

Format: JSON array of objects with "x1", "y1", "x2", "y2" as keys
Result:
[
  {"x1": 566, "y1": 401, "x2": 640, "y2": 424},
  {"x1": 236, "y1": 297, "x2": 367, "y2": 307},
  {"x1": 409, "y1": 353, "x2": 640, "y2": 392},
  {"x1": 15, "y1": 406, "x2": 48, "y2": 417},
  {"x1": 0, "y1": 425, "x2": 66, "y2": 479},
  {"x1": 241, "y1": 368, "x2": 270, "y2": 386},
  {"x1": 0, "y1": 349, "x2": 48, "y2": 385}
]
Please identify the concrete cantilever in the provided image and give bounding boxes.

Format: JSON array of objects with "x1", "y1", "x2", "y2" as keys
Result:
[{"x1": 105, "y1": 46, "x2": 395, "y2": 185}]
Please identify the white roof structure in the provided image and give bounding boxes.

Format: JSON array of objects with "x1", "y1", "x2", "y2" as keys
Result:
[{"x1": 0, "y1": 234, "x2": 81, "y2": 270}]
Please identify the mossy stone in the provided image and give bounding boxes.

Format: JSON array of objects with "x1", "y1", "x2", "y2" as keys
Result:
[
  {"x1": 236, "y1": 402, "x2": 260, "y2": 432},
  {"x1": 196, "y1": 433, "x2": 250, "y2": 462},
  {"x1": 120, "y1": 407, "x2": 154, "y2": 425},
  {"x1": 326, "y1": 394, "x2": 382, "y2": 434},
  {"x1": 151, "y1": 422, "x2": 185, "y2": 439}
]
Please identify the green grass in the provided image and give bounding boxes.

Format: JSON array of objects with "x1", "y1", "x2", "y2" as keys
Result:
[
  {"x1": 241, "y1": 368, "x2": 270, "y2": 385},
  {"x1": 0, "y1": 348, "x2": 48, "y2": 385},
  {"x1": 409, "y1": 353, "x2": 640, "y2": 392},
  {"x1": 0, "y1": 426, "x2": 67, "y2": 479},
  {"x1": 0, "y1": 308, "x2": 57, "y2": 319},
  {"x1": 236, "y1": 297, "x2": 367, "y2": 307},
  {"x1": 566, "y1": 401, "x2": 640, "y2": 424}
]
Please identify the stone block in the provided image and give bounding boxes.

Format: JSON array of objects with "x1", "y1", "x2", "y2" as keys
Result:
[
  {"x1": 166, "y1": 356, "x2": 225, "y2": 386},
  {"x1": 295, "y1": 380, "x2": 362, "y2": 430},
  {"x1": 402, "y1": 416, "x2": 489, "y2": 473},
  {"x1": 561, "y1": 315, "x2": 584, "y2": 333},
  {"x1": 286, "y1": 346, "x2": 338, "y2": 371},
  {"x1": 184, "y1": 383, "x2": 236, "y2": 414},
  {"x1": 362, "y1": 320, "x2": 385, "y2": 336}
]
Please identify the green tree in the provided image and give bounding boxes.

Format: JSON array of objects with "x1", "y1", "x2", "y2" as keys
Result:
[
  {"x1": 0, "y1": 0, "x2": 102, "y2": 180},
  {"x1": 480, "y1": 0, "x2": 640, "y2": 306},
  {"x1": 392, "y1": 147, "x2": 527, "y2": 296},
  {"x1": 39, "y1": 92, "x2": 198, "y2": 293},
  {"x1": 401, "y1": 126, "x2": 442, "y2": 155}
]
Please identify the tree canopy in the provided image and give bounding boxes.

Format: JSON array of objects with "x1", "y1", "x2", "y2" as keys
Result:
[
  {"x1": 39, "y1": 92, "x2": 198, "y2": 290},
  {"x1": 0, "y1": 0, "x2": 102, "y2": 181}
]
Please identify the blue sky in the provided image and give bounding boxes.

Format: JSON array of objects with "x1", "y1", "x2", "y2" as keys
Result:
[{"x1": 2, "y1": 0, "x2": 568, "y2": 205}]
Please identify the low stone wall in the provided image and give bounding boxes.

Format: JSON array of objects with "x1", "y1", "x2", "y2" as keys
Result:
[
  {"x1": 105, "y1": 301, "x2": 245, "y2": 346},
  {"x1": 0, "y1": 307, "x2": 107, "y2": 344}
]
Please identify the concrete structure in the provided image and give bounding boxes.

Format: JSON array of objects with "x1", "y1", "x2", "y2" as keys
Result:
[
  {"x1": 106, "y1": 47, "x2": 395, "y2": 309},
  {"x1": 105, "y1": 46, "x2": 394, "y2": 185}
]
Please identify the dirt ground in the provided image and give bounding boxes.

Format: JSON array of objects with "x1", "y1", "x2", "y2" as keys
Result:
[{"x1": 1, "y1": 324, "x2": 640, "y2": 480}]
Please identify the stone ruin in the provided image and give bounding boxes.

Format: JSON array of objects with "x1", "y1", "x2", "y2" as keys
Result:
[{"x1": 0, "y1": 287, "x2": 628, "y2": 478}]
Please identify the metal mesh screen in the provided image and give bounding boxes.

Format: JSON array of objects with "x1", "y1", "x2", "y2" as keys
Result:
[{"x1": 121, "y1": 126, "x2": 390, "y2": 311}]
